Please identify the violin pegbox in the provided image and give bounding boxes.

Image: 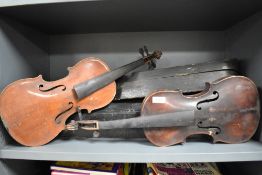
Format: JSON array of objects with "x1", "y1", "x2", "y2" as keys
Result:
[{"x1": 139, "y1": 46, "x2": 162, "y2": 70}]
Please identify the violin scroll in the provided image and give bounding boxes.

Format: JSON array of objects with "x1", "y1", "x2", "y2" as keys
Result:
[{"x1": 139, "y1": 46, "x2": 162, "y2": 70}]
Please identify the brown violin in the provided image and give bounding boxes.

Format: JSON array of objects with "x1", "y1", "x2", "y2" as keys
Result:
[
  {"x1": 0, "y1": 48, "x2": 162, "y2": 146},
  {"x1": 78, "y1": 76, "x2": 260, "y2": 146}
]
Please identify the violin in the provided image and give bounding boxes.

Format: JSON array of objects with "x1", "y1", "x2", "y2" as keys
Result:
[
  {"x1": 0, "y1": 48, "x2": 162, "y2": 146},
  {"x1": 76, "y1": 76, "x2": 260, "y2": 146}
]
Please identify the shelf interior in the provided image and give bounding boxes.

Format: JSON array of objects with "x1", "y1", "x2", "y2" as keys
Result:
[
  {"x1": 0, "y1": 0, "x2": 262, "y2": 34},
  {"x1": 0, "y1": 0, "x2": 262, "y2": 166}
]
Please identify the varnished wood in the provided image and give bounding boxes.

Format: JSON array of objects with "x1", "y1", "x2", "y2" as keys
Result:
[
  {"x1": 0, "y1": 58, "x2": 116, "y2": 146},
  {"x1": 0, "y1": 48, "x2": 162, "y2": 146},
  {"x1": 141, "y1": 76, "x2": 260, "y2": 146}
]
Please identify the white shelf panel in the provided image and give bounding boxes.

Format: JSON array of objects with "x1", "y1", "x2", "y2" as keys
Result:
[{"x1": 1, "y1": 139, "x2": 262, "y2": 162}]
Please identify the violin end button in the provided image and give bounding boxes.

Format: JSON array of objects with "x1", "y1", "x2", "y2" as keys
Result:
[{"x1": 93, "y1": 131, "x2": 100, "y2": 138}]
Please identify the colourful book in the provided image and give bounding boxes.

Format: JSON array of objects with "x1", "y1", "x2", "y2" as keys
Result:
[
  {"x1": 51, "y1": 162, "x2": 120, "y2": 175},
  {"x1": 151, "y1": 163, "x2": 222, "y2": 175},
  {"x1": 189, "y1": 163, "x2": 221, "y2": 175},
  {"x1": 51, "y1": 170, "x2": 89, "y2": 175},
  {"x1": 146, "y1": 163, "x2": 157, "y2": 175},
  {"x1": 153, "y1": 163, "x2": 194, "y2": 175}
]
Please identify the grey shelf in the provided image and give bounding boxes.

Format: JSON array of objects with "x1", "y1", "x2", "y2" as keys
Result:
[
  {"x1": 1, "y1": 139, "x2": 262, "y2": 163},
  {"x1": 0, "y1": 2, "x2": 262, "y2": 175},
  {"x1": 1, "y1": 0, "x2": 262, "y2": 34}
]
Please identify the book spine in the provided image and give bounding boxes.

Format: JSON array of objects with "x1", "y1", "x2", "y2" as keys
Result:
[{"x1": 51, "y1": 170, "x2": 90, "y2": 175}]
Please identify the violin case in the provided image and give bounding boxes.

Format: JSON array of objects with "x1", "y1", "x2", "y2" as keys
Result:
[
  {"x1": 115, "y1": 59, "x2": 238, "y2": 100},
  {"x1": 62, "y1": 59, "x2": 239, "y2": 138}
]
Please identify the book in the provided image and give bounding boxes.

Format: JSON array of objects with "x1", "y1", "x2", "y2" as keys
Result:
[
  {"x1": 146, "y1": 163, "x2": 157, "y2": 175},
  {"x1": 153, "y1": 163, "x2": 194, "y2": 175},
  {"x1": 51, "y1": 162, "x2": 120, "y2": 175},
  {"x1": 189, "y1": 163, "x2": 221, "y2": 175},
  {"x1": 123, "y1": 163, "x2": 130, "y2": 175},
  {"x1": 51, "y1": 170, "x2": 89, "y2": 175},
  {"x1": 151, "y1": 163, "x2": 222, "y2": 175}
]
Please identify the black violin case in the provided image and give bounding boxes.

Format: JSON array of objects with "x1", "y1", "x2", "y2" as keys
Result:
[
  {"x1": 63, "y1": 59, "x2": 239, "y2": 139},
  {"x1": 115, "y1": 59, "x2": 238, "y2": 100}
]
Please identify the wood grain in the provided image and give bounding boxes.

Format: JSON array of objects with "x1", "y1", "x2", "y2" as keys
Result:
[
  {"x1": 141, "y1": 76, "x2": 260, "y2": 146},
  {"x1": 0, "y1": 58, "x2": 116, "y2": 146}
]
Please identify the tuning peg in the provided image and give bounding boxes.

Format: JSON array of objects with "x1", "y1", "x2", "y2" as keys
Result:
[
  {"x1": 139, "y1": 47, "x2": 145, "y2": 57},
  {"x1": 151, "y1": 60, "x2": 157, "y2": 68},
  {"x1": 144, "y1": 46, "x2": 149, "y2": 56},
  {"x1": 148, "y1": 62, "x2": 153, "y2": 70},
  {"x1": 148, "y1": 60, "x2": 157, "y2": 70}
]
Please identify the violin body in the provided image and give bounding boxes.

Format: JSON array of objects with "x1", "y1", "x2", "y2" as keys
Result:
[
  {"x1": 0, "y1": 58, "x2": 116, "y2": 146},
  {"x1": 141, "y1": 76, "x2": 260, "y2": 146},
  {"x1": 0, "y1": 48, "x2": 162, "y2": 146}
]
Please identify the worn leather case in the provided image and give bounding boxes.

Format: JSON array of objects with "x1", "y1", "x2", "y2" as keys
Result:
[
  {"x1": 115, "y1": 59, "x2": 238, "y2": 100},
  {"x1": 62, "y1": 59, "x2": 239, "y2": 138}
]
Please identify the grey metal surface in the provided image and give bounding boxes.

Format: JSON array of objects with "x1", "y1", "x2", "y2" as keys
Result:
[
  {"x1": 0, "y1": 0, "x2": 262, "y2": 34},
  {"x1": 1, "y1": 140, "x2": 262, "y2": 163},
  {"x1": 0, "y1": 16, "x2": 49, "y2": 91},
  {"x1": 226, "y1": 11, "x2": 262, "y2": 88}
]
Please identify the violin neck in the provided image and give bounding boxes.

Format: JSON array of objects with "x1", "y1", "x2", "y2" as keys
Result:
[
  {"x1": 78, "y1": 110, "x2": 195, "y2": 130},
  {"x1": 74, "y1": 58, "x2": 146, "y2": 100}
]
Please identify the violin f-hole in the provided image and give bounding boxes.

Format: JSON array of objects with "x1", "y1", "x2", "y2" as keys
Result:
[
  {"x1": 196, "y1": 91, "x2": 219, "y2": 110},
  {"x1": 197, "y1": 121, "x2": 221, "y2": 135},
  {"x1": 55, "y1": 102, "x2": 74, "y2": 124},
  {"x1": 39, "y1": 84, "x2": 66, "y2": 92}
]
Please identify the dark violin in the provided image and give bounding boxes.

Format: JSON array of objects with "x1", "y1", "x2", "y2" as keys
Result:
[
  {"x1": 0, "y1": 48, "x2": 162, "y2": 146},
  {"x1": 78, "y1": 76, "x2": 260, "y2": 146}
]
